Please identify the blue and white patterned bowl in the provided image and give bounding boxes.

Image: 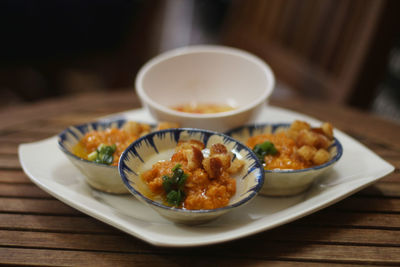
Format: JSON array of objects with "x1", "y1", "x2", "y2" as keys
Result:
[
  {"x1": 58, "y1": 118, "x2": 151, "y2": 194},
  {"x1": 118, "y1": 128, "x2": 265, "y2": 225},
  {"x1": 226, "y1": 123, "x2": 343, "y2": 196}
]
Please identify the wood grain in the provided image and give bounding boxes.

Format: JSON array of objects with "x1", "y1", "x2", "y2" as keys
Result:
[
  {"x1": 0, "y1": 91, "x2": 398, "y2": 266},
  {"x1": 0, "y1": 214, "x2": 115, "y2": 233}
]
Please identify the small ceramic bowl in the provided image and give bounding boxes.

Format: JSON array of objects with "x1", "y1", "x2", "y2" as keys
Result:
[
  {"x1": 118, "y1": 128, "x2": 265, "y2": 225},
  {"x1": 226, "y1": 123, "x2": 343, "y2": 196},
  {"x1": 135, "y1": 45, "x2": 275, "y2": 132},
  {"x1": 58, "y1": 118, "x2": 153, "y2": 194}
]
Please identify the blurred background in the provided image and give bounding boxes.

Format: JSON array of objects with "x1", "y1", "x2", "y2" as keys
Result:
[{"x1": 1, "y1": 0, "x2": 399, "y2": 122}]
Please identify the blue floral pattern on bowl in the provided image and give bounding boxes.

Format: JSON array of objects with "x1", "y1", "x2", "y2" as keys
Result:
[
  {"x1": 226, "y1": 123, "x2": 343, "y2": 196},
  {"x1": 58, "y1": 118, "x2": 153, "y2": 194},
  {"x1": 118, "y1": 128, "x2": 264, "y2": 224}
]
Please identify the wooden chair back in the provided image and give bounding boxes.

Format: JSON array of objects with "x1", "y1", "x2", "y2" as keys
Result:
[{"x1": 222, "y1": 0, "x2": 399, "y2": 107}]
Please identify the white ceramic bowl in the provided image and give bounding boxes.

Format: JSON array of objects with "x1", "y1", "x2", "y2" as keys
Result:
[
  {"x1": 226, "y1": 123, "x2": 343, "y2": 196},
  {"x1": 135, "y1": 45, "x2": 275, "y2": 132},
  {"x1": 58, "y1": 118, "x2": 151, "y2": 194},
  {"x1": 118, "y1": 128, "x2": 264, "y2": 225}
]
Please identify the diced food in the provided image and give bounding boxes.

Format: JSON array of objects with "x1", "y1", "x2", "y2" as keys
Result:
[
  {"x1": 247, "y1": 121, "x2": 335, "y2": 170},
  {"x1": 72, "y1": 121, "x2": 178, "y2": 166},
  {"x1": 141, "y1": 140, "x2": 244, "y2": 210}
]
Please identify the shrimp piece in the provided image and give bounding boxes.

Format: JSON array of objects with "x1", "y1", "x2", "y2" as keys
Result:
[
  {"x1": 203, "y1": 143, "x2": 232, "y2": 179},
  {"x1": 172, "y1": 140, "x2": 204, "y2": 171}
]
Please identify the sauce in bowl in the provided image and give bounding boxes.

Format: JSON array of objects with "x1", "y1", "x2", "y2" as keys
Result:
[{"x1": 171, "y1": 103, "x2": 235, "y2": 114}]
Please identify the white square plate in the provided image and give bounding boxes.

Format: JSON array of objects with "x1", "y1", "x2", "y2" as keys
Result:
[{"x1": 19, "y1": 106, "x2": 394, "y2": 247}]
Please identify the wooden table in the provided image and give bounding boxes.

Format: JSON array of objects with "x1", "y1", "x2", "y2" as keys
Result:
[{"x1": 1, "y1": 90, "x2": 399, "y2": 266}]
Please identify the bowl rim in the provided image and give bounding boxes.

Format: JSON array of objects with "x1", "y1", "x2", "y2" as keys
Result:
[
  {"x1": 118, "y1": 127, "x2": 265, "y2": 214},
  {"x1": 57, "y1": 118, "x2": 154, "y2": 169},
  {"x1": 225, "y1": 123, "x2": 343, "y2": 173},
  {"x1": 135, "y1": 45, "x2": 275, "y2": 119}
]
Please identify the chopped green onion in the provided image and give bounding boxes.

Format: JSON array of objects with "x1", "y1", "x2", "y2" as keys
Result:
[
  {"x1": 87, "y1": 151, "x2": 98, "y2": 161},
  {"x1": 172, "y1": 163, "x2": 182, "y2": 171},
  {"x1": 88, "y1": 144, "x2": 117, "y2": 165},
  {"x1": 162, "y1": 164, "x2": 188, "y2": 207},
  {"x1": 253, "y1": 141, "x2": 278, "y2": 163}
]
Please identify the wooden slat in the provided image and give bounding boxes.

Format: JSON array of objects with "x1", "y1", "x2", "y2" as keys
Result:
[
  {"x1": 0, "y1": 142, "x2": 18, "y2": 155},
  {"x1": 208, "y1": 242, "x2": 400, "y2": 265},
  {"x1": 0, "y1": 91, "x2": 140, "y2": 132},
  {"x1": 0, "y1": 226, "x2": 398, "y2": 254},
  {"x1": 0, "y1": 135, "x2": 40, "y2": 144},
  {"x1": 275, "y1": 0, "x2": 299, "y2": 46},
  {"x1": 11, "y1": 121, "x2": 67, "y2": 136},
  {"x1": 0, "y1": 170, "x2": 31, "y2": 184},
  {"x1": 261, "y1": 0, "x2": 286, "y2": 39},
  {"x1": 0, "y1": 247, "x2": 340, "y2": 267},
  {"x1": 42, "y1": 113, "x2": 114, "y2": 127},
  {"x1": 1, "y1": 197, "x2": 398, "y2": 229},
  {"x1": 318, "y1": 0, "x2": 352, "y2": 70},
  {"x1": 0, "y1": 155, "x2": 21, "y2": 170},
  {"x1": 211, "y1": 242, "x2": 400, "y2": 266},
  {"x1": 0, "y1": 214, "x2": 114, "y2": 233},
  {"x1": 303, "y1": 0, "x2": 334, "y2": 61},
  {"x1": 0, "y1": 184, "x2": 50, "y2": 198},
  {"x1": 299, "y1": 211, "x2": 400, "y2": 229},
  {"x1": 258, "y1": 226, "x2": 400, "y2": 246},
  {"x1": 4, "y1": 243, "x2": 398, "y2": 266},
  {"x1": 330, "y1": 197, "x2": 400, "y2": 213},
  {"x1": 0, "y1": 230, "x2": 146, "y2": 252},
  {"x1": 1, "y1": 130, "x2": 56, "y2": 142},
  {"x1": 0, "y1": 210, "x2": 398, "y2": 237},
  {"x1": 0, "y1": 198, "x2": 81, "y2": 215},
  {"x1": 1, "y1": 91, "x2": 399, "y2": 265},
  {"x1": 380, "y1": 172, "x2": 400, "y2": 183},
  {"x1": 360, "y1": 182, "x2": 400, "y2": 198}
]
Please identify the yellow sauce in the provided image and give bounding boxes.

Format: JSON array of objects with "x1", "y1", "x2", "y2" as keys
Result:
[
  {"x1": 247, "y1": 132, "x2": 311, "y2": 170},
  {"x1": 141, "y1": 141, "x2": 237, "y2": 210},
  {"x1": 72, "y1": 128, "x2": 140, "y2": 166},
  {"x1": 171, "y1": 103, "x2": 235, "y2": 114}
]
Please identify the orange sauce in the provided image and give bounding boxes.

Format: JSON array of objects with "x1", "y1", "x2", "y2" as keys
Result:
[
  {"x1": 171, "y1": 103, "x2": 235, "y2": 114},
  {"x1": 73, "y1": 128, "x2": 139, "y2": 166},
  {"x1": 141, "y1": 141, "x2": 237, "y2": 210},
  {"x1": 246, "y1": 132, "x2": 311, "y2": 170}
]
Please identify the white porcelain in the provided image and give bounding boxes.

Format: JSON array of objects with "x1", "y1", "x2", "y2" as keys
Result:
[
  {"x1": 226, "y1": 124, "x2": 343, "y2": 196},
  {"x1": 135, "y1": 45, "x2": 275, "y2": 132},
  {"x1": 58, "y1": 118, "x2": 135, "y2": 194},
  {"x1": 118, "y1": 128, "x2": 264, "y2": 225},
  {"x1": 19, "y1": 107, "x2": 394, "y2": 247}
]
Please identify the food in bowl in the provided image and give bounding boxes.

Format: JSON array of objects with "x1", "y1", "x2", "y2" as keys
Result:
[
  {"x1": 118, "y1": 128, "x2": 264, "y2": 224},
  {"x1": 171, "y1": 103, "x2": 236, "y2": 114},
  {"x1": 247, "y1": 120, "x2": 334, "y2": 170},
  {"x1": 58, "y1": 119, "x2": 179, "y2": 194},
  {"x1": 135, "y1": 45, "x2": 275, "y2": 132},
  {"x1": 72, "y1": 121, "x2": 179, "y2": 166},
  {"x1": 141, "y1": 140, "x2": 244, "y2": 210},
  {"x1": 226, "y1": 121, "x2": 343, "y2": 196}
]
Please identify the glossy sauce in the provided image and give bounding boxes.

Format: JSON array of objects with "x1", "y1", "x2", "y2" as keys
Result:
[
  {"x1": 246, "y1": 132, "x2": 311, "y2": 170},
  {"x1": 171, "y1": 103, "x2": 235, "y2": 114},
  {"x1": 73, "y1": 128, "x2": 139, "y2": 166},
  {"x1": 141, "y1": 141, "x2": 238, "y2": 210}
]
